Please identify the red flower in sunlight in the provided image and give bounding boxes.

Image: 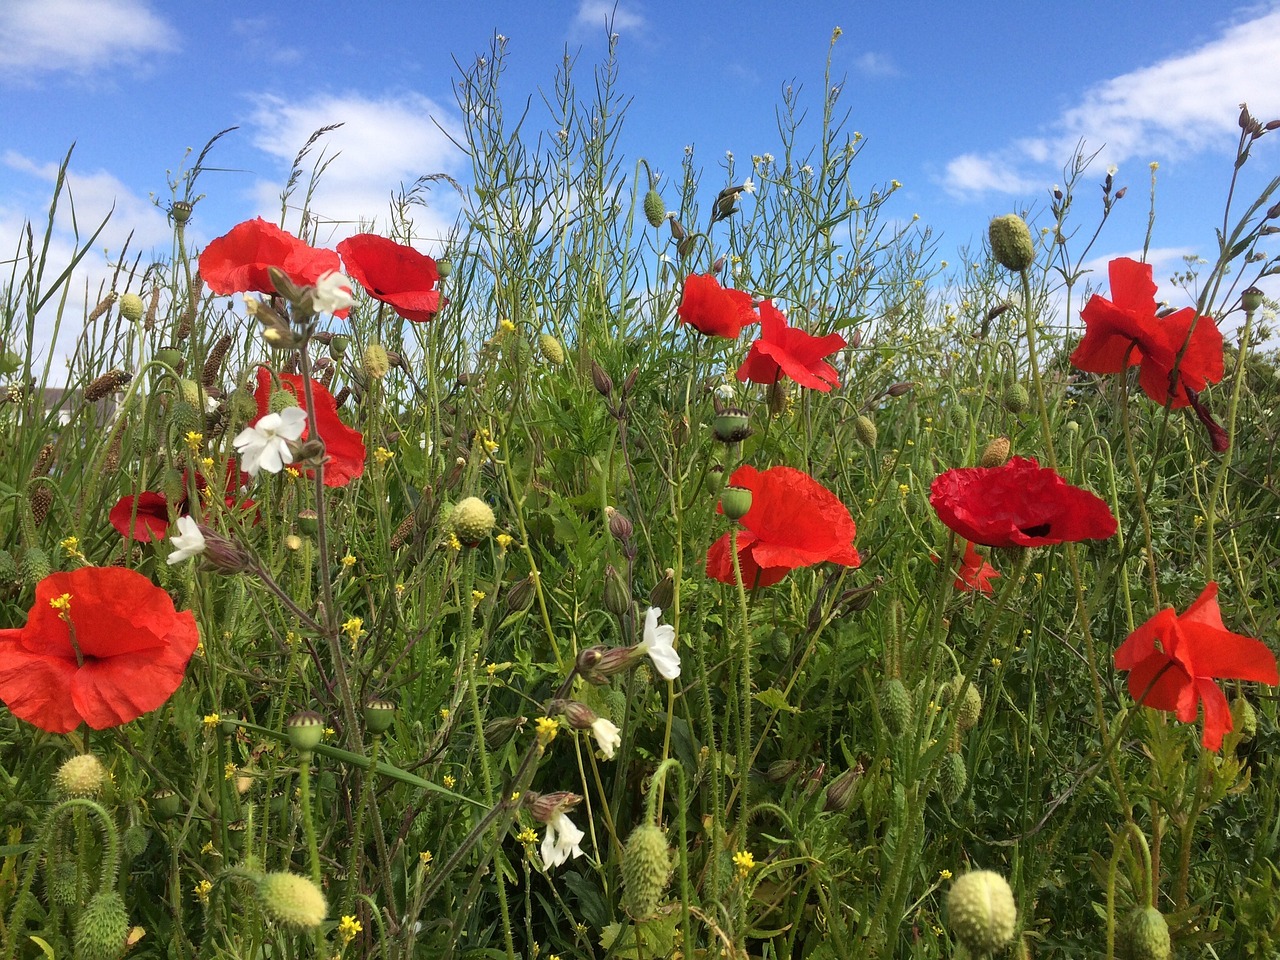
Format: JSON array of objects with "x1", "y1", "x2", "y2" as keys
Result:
[
  {"x1": 199, "y1": 219, "x2": 344, "y2": 305},
  {"x1": 109, "y1": 492, "x2": 169, "y2": 542},
  {"x1": 955, "y1": 541, "x2": 1000, "y2": 593},
  {"x1": 253, "y1": 369, "x2": 365, "y2": 487},
  {"x1": 929, "y1": 457, "x2": 1117, "y2": 548},
  {"x1": 677, "y1": 274, "x2": 758, "y2": 339},
  {"x1": 337, "y1": 233, "x2": 448, "y2": 322},
  {"x1": 706, "y1": 465, "x2": 859, "y2": 588},
  {"x1": 0, "y1": 567, "x2": 200, "y2": 733},
  {"x1": 1069, "y1": 257, "x2": 1224, "y2": 409},
  {"x1": 1115, "y1": 582, "x2": 1278, "y2": 750},
  {"x1": 737, "y1": 299, "x2": 846, "y2": 391}
]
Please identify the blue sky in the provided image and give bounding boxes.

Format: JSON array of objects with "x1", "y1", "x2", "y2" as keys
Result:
[{"x1": 3, "y1": 0, "x2": 1280, "y2": 358}]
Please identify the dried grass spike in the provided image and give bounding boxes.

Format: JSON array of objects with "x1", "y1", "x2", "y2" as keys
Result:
[
  {"x1": 145, "y1": 287, "x2": 161, "y2": 330},
  {"x1": 86, "y1": 293, "x2": 116, "y2": 324}
]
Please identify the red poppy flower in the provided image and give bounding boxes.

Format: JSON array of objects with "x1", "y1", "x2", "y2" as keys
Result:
[
  {"x1": 0, "y1": 567, "x2": 200, "y2": 733},
  {"x1": 253, "y1": 369, "x2": 365, "y2": 487},
  {"x1": 199, "y1": 219, "x2": 344, "y2": 308},
  {"x1": 736, "y1": 299, "x2": 846, "y2": 392},
  {"x1": 677, "y1": 274, "x2": 758, "y2": 339},
  {"x1": 1115, "y1": 582, "x2": 1277, "y2": 750},
  {"x1": 929, "y1": 456, "x2": 1117, "y2": 548},
  {"x1": 955, "y1": 541, "x2": 1000, "y2": 593},
  {"x1": 705, "y1": 465, "x2": 859, "y2": 587},
  {"x1": 337, "y1": 233, "x2": 447, "y2": 322},
  {"x1": 109, "y1": 492, "x2": 169, "y2": 542},
  {"x1": 1069, "y1": 257, "x2": 1223, "y2": 409}
]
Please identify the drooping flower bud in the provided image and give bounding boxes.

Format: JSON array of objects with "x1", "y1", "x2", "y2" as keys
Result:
[
  {"x1": 523, "y1": 790, "x2": 581, "y2": 824},
  {"x1": 643, "y1": 189, "x2": 666, "y2": 228},
  {"x1": 74, "y1": 890, "x2": 129, "y2": 960},
  {"x1": 854, "y1": 415, "x2": 877, "y2": 448},
  {"x1": 621, "y1": 822, "x2": 672, "y2": 918}
]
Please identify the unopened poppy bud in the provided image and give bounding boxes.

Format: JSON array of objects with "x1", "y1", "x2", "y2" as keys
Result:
[
  {"x1": 538, "y1": 333, "x2": 566, "y2": 365},
  {"x1": 886, "y1": 381, "x2": 914, "y2": 397},
  {"x1": 824, "y1": 762, "x2": 864, "y2": 812},
  {"x1": 854, "y1": 415, "x2": 877, "y2": 448},
  {"x1": 56, "y1": 754, "x2": 108, "y2": 798},
  {"x1": 591, "y1": 360, "x2": 613, "y2": 398},
  {"x1": 1243, "y1": 286, "x2": 1265, "y2": 313},
  {"x1": 979, "y1": 436, "x2": 1012, "y2": 468},
  {"x1": 603, "y1": 564, "x2": 632, "y2": 617},
  {"x1": 720, "y1": 485, "x2": 753, "y2": 521},
  {"x1": 988, "y1": 213, "x2": 1036, "y2": 272},
  {"x1": 938, "y1": 751, "x2": 967, "y2": 806},
  {"x1": 505, "y1": 573, "x2": 536, "y2": 615},
  {"x1": 648, "y1": 568, "x2": 675, "y2": 611},
  {"x1": 363, "y1": 698, "x2": 396, "y2": 735},
  {"x1": 1231, "y1": 696, "x2": 1258, "y2": 741},
  {"x1": 118, "y1": 292, "x2": 145, "y2": 323},
  {"x1": 946, "y1": 870, "x2": 1017, "y2": 956},
  {"x1": 713, "y1": 407, "x2": 752, "y2": 443},
  {"x1": 1002, "y1": 382, "x2": 1030, "y2": 413},
  {"x1": 643, "y1": 189, "x2": 666, "y2": 227},
  {"x1": 523, "y1": 790, "x2": 581, "y2": 824},
  {"x1": 621, "y1": 822, "x2": 672, "y2": 918},
  {"x1": 363, "y1": 344, "x2": 390, "y2": 379},
  {"x1": 286, "y1": 711, "x2": 325, "y2": 752},
  {"x1": 1122, "y1": 906, "x2": 1171, "y2": 960},
  {"x1": 451, "y1": 496, "x2": 496, "y2": 545},
  {"x1": 880, "y1": 678, "x2": 912, "y2": 737},
  {"x1": 256, "y1": 872, "x2": 327, "y2": 930},
  {"x1": 606, "y1": 507, "x2": 634, "y2": 542},
  {"x1": 768, "y1": 380, "x2": 789, "y2": 417},
  {"x1": 74, "y1": 891, "x2": 129, "y2": 960}
]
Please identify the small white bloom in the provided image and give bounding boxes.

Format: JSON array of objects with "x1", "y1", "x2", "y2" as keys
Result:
[
  {"x1": 725, "y1": 150, "x2": 734, "y2": 161},
  {"x1": 714, "y1": 382, "x2": 735, "y2": 401},
  {"x1": 741, "y1": 179, "x2": 755, "y2": 195},
  {"x1": 590, "y1": 718, "x2": 621, "y2": 759},
  {"x1": 638, "y1": 606, "x2": 680, "y2": 680},
  {"x1": 762, "y1": 152, "x2": 774, "y2": 164},
  {"x1": 313, "y1": 271, "x2": 354, "y2": 314},
  {"x1": 540, "y1": 812, "x2": 585, "y2": 868},
  {"x1": 1106, "y1": 163, "x2": 1118, "y2": 177},
  {"x1": 167, "y1": 516, "x2": 206, "y2": 565},
  {"x1": 205, "y1": 395, "x2": 220, "y2": 414},
  {"x1": 233, "y1": 406, "x2": 307, "y2": 477},
  {"x1": 800, "y1": 164, "x2": 814, "y2": 176}
]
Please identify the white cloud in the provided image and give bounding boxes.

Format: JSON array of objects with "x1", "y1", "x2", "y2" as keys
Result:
[
  {"x1": 941, "y1": 7, "x2": 1280, "y2": 198},
  {"x1": 854, "y1": 52, "x2": 899, "y2": 78},
  {"x1": 0, "y1": 0, "x2": 178, "y2": 77},
  {"x1": 573, "y1": 0, "x2": 645, "y2": 36},
  {"x1": 246, "y1": 92, "x2": 466, "y2": 245}
]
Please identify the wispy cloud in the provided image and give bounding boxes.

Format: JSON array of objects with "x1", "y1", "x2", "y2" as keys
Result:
[
  {"x1": 941, "y1": 6, "x2": 1280, "y2": 198},
  {"x1": 853, "y1": 52, "x2": 899, "y2": 78},
  {"x1": 0, "y1": 0, "x2": 178, "y2": 78},
  {"x1": 246, "y1": 91, "x2": 466, "y2": 244},
  {"x1": 572, "y1": 0, "x2": 645, "y2": 37}
]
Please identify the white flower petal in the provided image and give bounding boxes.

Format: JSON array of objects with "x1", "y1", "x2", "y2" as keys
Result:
[
  {"x1": 590, "y1": 718, "x2": 621, "y2": 759},
  {"x1": 541, "y1": 812, "x2": 585, "y2": 868},
  {"x1": 167, "y1": 516, "x2": 206, "y2": 565},
  {"x1": 642, "y1": 607, "x2": 681, "y2": 680}
]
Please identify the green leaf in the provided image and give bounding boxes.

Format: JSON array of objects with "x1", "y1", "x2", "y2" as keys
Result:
[{"x1": 755, "y1": 687, "x2": 798, "y2": 713}]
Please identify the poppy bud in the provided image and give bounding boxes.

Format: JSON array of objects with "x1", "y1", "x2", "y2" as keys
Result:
[
  {"x1": 643, "y1": 189, "x2": 666, "y2": 228},
  {"x1": 286, "y1": 711, "x2": 325, "y2": 752},
  {"x1": 451, "y1": 496, "x2": 496, "y2": 545},
  {"x1": 946, "y1": 870, "x2": 1017, "y2": 956},
  {"x1": 988, "y1": 214, "x2": 1036, "y2": 272},
  {"x1": 720, "y1": 485, "x2": 753, "y2": 521},
  {"x1": 937, "y1": 751, "x2": 967, "y2": 806},
  {"x1": 55, "y1": 754, "x2": 108, "y2": 798},
  {"x1": 712, "y1": 407, "x2": 752, "y2": 443},
  {"x1": 621, "y1": 822, "x2": 672, "y2": 918},
  {"x1": 854, "y1": 415, "x2": 877, "y2": 448},
  {"x1": 591, "y1": 360, "x2": 614, "y2": 398},
  {"x1": 1002, "y1": 382, "x2": 1030, "y2": 414},
  {"x1": 1231, "y1": 696, "x2": 1258, "y2": 741},
  {"x1": 648, "y1": 568, "x2": 675, "y2": 611},
  {"x1": 363, "y1": 698, "x2": 396, "y2": 735},
  {"x1": 75, "y1": 891, "x2": 129, "y2": 960},
  {"x1": 880, "y1": 678, "x2": 912, "y2": 737},
  {"x1": 256, "y1": 872, "x2": 327, "y2": 930},
  {"x1": 363, "y1": 344, "x2": 390, "y2": 379},
  {"x1": 118, "y1": 292, "x2": 145, "y2": 323},
  {"x1": 1120, "y1": 906, "x2": 1171, "y2": 960},
  {"x1": 603, "y1": 564, "x2": 632, "y2": 617},
  {"x1": 538, "y1": 333, "x2": 566, "y2": 365}
]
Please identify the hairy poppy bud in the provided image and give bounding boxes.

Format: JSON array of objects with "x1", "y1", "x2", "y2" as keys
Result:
[
  {"x1": 451, "y1": 497, "x2": 496, "y2": 545},
  {"x1": 56, "y1": 754, "x2": 108, "y2": 798},
  {"x1": 988, "y1": 214, "x2": 1036, "y2": 272},
  {"x1": 938, "y1": 751, "x2": 967, "y2": 806},
  {"x1": 643, "y1": 189, "x2": 666, "y2": 228},
  {"x1": 538, "y1": 333, "x2": 565, "y2": 365},
  {"x1": 1121, "y1": 906, "x2": 1171, "y2": 960},
  {"x1": 75, "y1": 891, "x2": 129, "y2": 960},
  {"x1": 854, "y1": 415, "x2": 877, "y2": 448},
  {"x1": 621, "y1": 823, "x2": 672, "y2": 918},
  {"x1": 363, "y1": 344, "x2": 390, "y2": 380},
  {"x1": 946, "y1": 870, "x2": 1017, "y2": 956},
  {"x1": 256, "y1": 872, "x2": 327, "y2": 930},
  {"x1": 118, "y1": 292, "x2": 145, "y2": 323},
  {"x1": 1002, "y1": 382, "x2": 1030, "y2": 414}
]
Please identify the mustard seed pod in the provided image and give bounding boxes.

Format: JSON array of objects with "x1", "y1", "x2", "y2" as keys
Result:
[
  {"x1": 854, "y1": 415, "x2": 877, "y2": 448},
  {"x1": 202, "y1": 333, "x2": 233, "y2": 389},
  {"x1": 720, "y1": 485, "x2": 753, "y2": 521},
  {"x1": 55, "y1": 754, "x2": 108, "y2": 798},
  {"x1": 74, "y1": 890, "x2": 129, "y2": 960},
  {"x1": 621, "y1": 822, "x2": 672, "y2": 918},
  {"x1": 85, "y1": 370, "x2": 132, "y2": 403},
  {"x1": 643, "y1": 189, "x2": 666, "y2": 228},
  {"x1": 364, "y1": 698, "x2": 396, "y2": 735},
  {"x1": 363, "y1": 344, "x2": 391, "y2": 380},
  {"x1": 286, "y1": 711, "x2": 325, "y2": 752},
  {"x1": 712, "y1": 407, "x2": 752, "y2": 443},
  {"x1": 603, "y1": 564, "x2": 632, "y2": 617},
  {"x1": 648, "y1": 568, "x2": 675, "y2": 611},
  {"x1": 256, "y1": 872, "x2": 327, "y2": 930},
  {"x1": 538, "y1": 333, "x2": 566, "y2": 365},
  {"x1": 946, "y1": 870, "x2": 1017, "y2": 956},
  {"x1": 979, "y1": 436, "x2": 1012, "y2": 468},
  {"x1": 988, "y1": 213, "x2": 1036, "y2": 272},
  {"x1": 118, "y1": 292, "x2": 145, "y2": 323}
]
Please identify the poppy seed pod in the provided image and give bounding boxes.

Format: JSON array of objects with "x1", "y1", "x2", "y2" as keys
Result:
[
  {"x1": 1242, "y1": 286, "x2": 1265, "y2": 313},
  {"x1": 719, "y1": 486, "x2": 753, "y2": 521},
  {"x1": 363, "y1": 698, "x2": 396, "y2": 735},
  {"x1": 286, "y1": 711, "x2": 325, "y2": 752},
  {"x1": 988, "y1": 214, "x2": 1036, "y2": 272},
  {"x1": 170, "y1": 200, "x2": 193, "y2": 223}
]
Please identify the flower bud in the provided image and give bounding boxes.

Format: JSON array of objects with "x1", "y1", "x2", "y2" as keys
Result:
[
  {"x1": 824, "y1": 762, "x2": 864, "y2": 812},
  {"x1": 621, "y1": 822, "x2": 672, "y2": 918},
  {"x1": 988, "y1": 214, "x2": 1036, "y2": 272},
  {"x1": 1121, "y1": 906, "x2": 1171, "y2": 960},
  {"x1": 523, "y1": 790, "x2": 581, "y2": 824},
  {"x1": 256, "y1": 872, "x2": 327, "y2": 930},
  {"x1": 551, "y1": 699, "x2": 599, "y2": 730},
  {"x1": 286, "y1": 711, "x2": 325, "y2": 752},
  {"x1": 1231, "y1": 695, "x2": 1258, "y2": 742},
  {"x1": 484, "y1": 715, "x2": 526, "y2": 749},
  {"x1": 606, "y1": 507, "x2": 634, "y2": 542},
  {"x1": 643, "y1": 189, "x2": 666, "y2": 228},
  {"x1": 946, "y1": 870, "x2": 1017, "y2": 955},
  {"x1": 886, "y1": 381, "x2": 914, "y2": 397},
  {"x1": 591, "y1": 360, "x2": 614, "y2": 398},
  {"x1": 505, "y1": 573, "x2": 536, "y2": 615},
  {"x1": 1002, "y1": 382, "x2": 1030, "y2": 414},
  {"x1": 853, "y1": 415, "x2": 877, "y2": 448},
  {"x1": 938, "y1": 751, "x2": 967, "y2": 806},
  {"x1": 56, "y1": 754, "x2": 108, "y2": 798},
  {"x1": 363, "y1": 344, "x2": 390, "y2": 379},
  {"x1": 118, "y1": 293, "x2": 145, "y2": 323},
  {"x1": 538, "y1": 333, "x2": 566, "y2": 365},
  {"x1": 880, "y1": 678, "x2": 912, "y2": 737},
  {"x1": 603, "y1": 564, "x2": 632, "y2": 617},
  {"x1": 720, "y1": 485, "x2": 754, "y2": 521},
  {"x1": 648, "y1": 568, "x2": 675, "y2": 611},
  {"x1": 767, "y1": 759, "x2": 801, "y2": 783},
  {"x1": 576, "y1": 644, "x2": 638, "y2": 685},
  {"x1": 451, "y1": 497, "x2": 496, "y2": 545},
  {"x1": 74, "y1": 890, "x2": 129, "y2": 960}
]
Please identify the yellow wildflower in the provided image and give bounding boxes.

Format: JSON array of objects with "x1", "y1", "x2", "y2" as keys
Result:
[
  {"x1": 733, "y1": 850, "x2": 756, "y2": 879},
  {"x1": 193, "y1": 879, "x2": 213, "y2": 905}
]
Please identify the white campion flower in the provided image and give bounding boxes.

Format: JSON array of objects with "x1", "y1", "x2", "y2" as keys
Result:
[
  {"x1": 741, "y1": 178, "x2": 756, "y2": 195},
  {"x1": 540, "y1": 812, "x2": 585, "y2": 868},
  {"x1": 312, "y1": 271, "x2": 355, "y2": 314},
  {"x1": 638, "y1": 607, "x2": 680, "y2": 680},
  {"x1": 167, "y1": 516, "x2": 206, "y2": 565},
  {"x1": 233, "y1": 406, "x2": 307, "y2": 477},
  {"x1": 590, "y1": 718, "x2": 621, "y2": 759}
]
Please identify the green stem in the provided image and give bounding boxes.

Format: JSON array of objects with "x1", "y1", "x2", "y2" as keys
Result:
[{"x1": 1204, "y1": 300, "x2": 1256, "y2": 582}]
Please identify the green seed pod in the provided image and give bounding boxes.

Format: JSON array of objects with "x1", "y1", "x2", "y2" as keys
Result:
[
  {"x1": 988, "y1": 213, "x2": 1036, "y2": 272},
  {"x1": 938, "y1": 751, "x2": 967, "y2": 806},
  {"x1": 643, "y1": 189, "x2": 666, "y2": 228},
  {"x1": 151, "y1": 789, "x2": 181, "y2": 822},
  {"x1": 364, "y1": 699, "x2": 396, "y2": 736},
  {"x1": 880, "y1": 678, "x2": 912, "y2": 738},
  {"x1": 720, "y1": 485, "x2": 753, "y2": 521},
  {"x1": 946, "y1": 870, "x2": 1017, "y2": 956},
  {"x1": 712, "y1": 407, "x2": 752, "y2": 444},
  {"x1": 1002, "y1": 382, "x2": 1030, "y2": 414},
  {"x1": 74, "y1": 890, "x2": 129, "y2": 960},
  {"x1": 286, "y1": 711, "x2": 325, "y2": 753},
  {"x1": 621, "y1": 822, "x2": 672, "y2": 919},
  {"x1": 854, "y1": 415, "x2": 878, "y2": 448},
  {"x1": 603, "y1": 565, "x2": 632, "y2": 617}
]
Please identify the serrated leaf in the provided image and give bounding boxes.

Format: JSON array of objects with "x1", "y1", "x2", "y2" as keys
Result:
[{"x1": 755, "y1": 687, "x2": 797, "y2": 713}]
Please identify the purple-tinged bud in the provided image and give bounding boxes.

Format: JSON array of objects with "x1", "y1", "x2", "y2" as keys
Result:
[
  {"x1": 523, "y1": 790, "x2": 581, "y2": 824},
  {"x1": 550, "y1": 699, "x2": 600, "y2": 731},
  {"x1": 606, "y1": 507, "x2": 634, "y2": 542},
  {"x1": 824, "y1": 762, "x2": 865, "y2": 812},
  {"x1": 886, "y1": 381, "x2": 915, "y2": 397},
  {"x1": 591, "y1": 360, "x2": 613, "y2": 398}
]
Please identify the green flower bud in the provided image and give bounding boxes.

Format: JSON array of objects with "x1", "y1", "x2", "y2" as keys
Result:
[
  {"x1": 880, "y1": 678, "x2": 912, "y2": 738},
  {"x1": 1123, "y1": 905, "x2": 1171, "y2": 960},
  {"x1": 643, "y1": 189, "x2": 666, "y2": 228},
  {"x1": 854, "y1": 415, "x2": 878, "y2": 448},
  {"x1": 451, "y1": 497, "x2": 496, "y2": 545},
  {"x1": 74, "y1": 890, "x2": 129, "y2": 960},
  {"x1": 946, "y1": 870, "x2": 1017, "y2": 956},
  {"x1": 988, "y1": 214, "x2": 1036, "y2": 272},
  {"x1": 118, "y1": 293, "x2": 145, "y2": 323},
  {"x1": 538, "y1": 333, "x2": 566, "y2": 365},
  {"x1": 621, "y1": 822, "x2": 672, "y2": 919},
  {"x1": 1002, "y1": 382, "x2": 1030, "y2": 414},
  {"x1": 938, "y1": 751, "x2": 967, "y2": 806},
  {"x1": 363, "y1": 344, "x2": 390, "y2": 380},
  {"x1": 256, "y1": 871, "x2": 327, "y2": 930},
  {"x1": 55, "y1": 754, "x2": 108, "y2": 799}
]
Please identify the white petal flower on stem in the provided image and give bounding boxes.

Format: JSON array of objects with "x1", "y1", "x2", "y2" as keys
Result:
[
  {"x1": 167, "y1": 516, "x2": 206, "y2": 565},
  {"x1": 313, "y1": 271, "x2": 355, "y2": 314},
  {"x1": 639, "y1": 606, "x2": 680, "y2": 680},
  {"x1": 233, "y1": 406, "x2": 307, "y2": 477},
  {"x1": 741, "y1": 179, "x2": 756, "y2": 195},
  {"x1": 590, "y1": 718, "x2": 621, "y2": 759},
  {"x1": 540, "y1": 812, "x2": 585, "y2": 868}
]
